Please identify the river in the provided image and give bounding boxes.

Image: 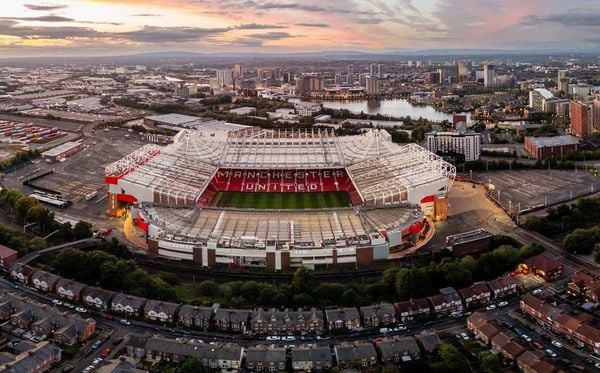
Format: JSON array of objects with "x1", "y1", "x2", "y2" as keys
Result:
[{"x1": 311, "y1": 98, "x2": 469, "y2": 123}]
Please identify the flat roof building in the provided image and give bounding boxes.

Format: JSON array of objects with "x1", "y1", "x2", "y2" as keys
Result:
[{"x1": 524, "y1": 135, "x2": 580, "y2": 160}]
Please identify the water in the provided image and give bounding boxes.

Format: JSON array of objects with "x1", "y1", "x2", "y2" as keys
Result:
[{"x1": 313, "y1": 98, "x2": 468, "y2": 123}]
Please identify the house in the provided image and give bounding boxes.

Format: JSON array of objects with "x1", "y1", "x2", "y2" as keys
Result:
[
  {"x1": 519, "y1": 254, "x2": 564, "y2": 281},
  {"x1": 415, "y1": 330, "x2": 441, "y2": 355},
  {"x1": 376, "y1": 336, "x2": 421, "y2": 363},
  {"x1": 427, "y1": 287, "x2": 463, "y2": 317},
  {"x1": 143, "y1": 300, "x2": 180, "y2": 323},
  {"x1": 360, "y1": 303, "x2": 397, "y2": 327},
  {"x1": 10, "y1": 263, "x2": 35, "y2": 284},
  {"x1": 140, "y1": 336, "x2": 243, "y2": 370},
  {"x1": 516, "y1": 350, "x2": 542, "y2": 373},
  {"x1": 567, "y1": 271, "x2": 600, "y2": 303},
  {"x1": 178, "y1": 305, "x2": 213, "y2": 329},
  {"x1": 325, "y1": 308, "x2": 361, "y2": 331},
  {"x1": 491, "y1": 331, "x2": 526, "y2": 361},
  {"x1": 2, "y1": 341, "x2": 62, "y2": 373},
  {"x1": 250, "y1": 308, "x2": 324, "y2": 335},
  {"x1": 55, "y1": 279, "x2": 87, "y2": 302},
  {"x1": 29, "y1": 270, "x2": 62, "y2": 293},
  {"x1": 520, "y1": 294, "x2": 562, "y2": 328},
  {"x1": 394, "y1": 298, "x2": 431, "y2": 323},
  {"x1": 81, "y1": 287, "x2": 115, "y2": 310},
  {"x1": 467, "y1": 312, "x2": 500, "y2": 345},
  {"x1": 291, "y1": 345, "x2": 333, "y2": 372},
  {"x1": 213, "y1": 308, "x2": 251, "y2": 333},
  {"x1": 459, "y1": 282, "x2": 492, "y2": 309},
  {"x1": 487, "y1": 275, "x2": 520, "y2": 299},
  {"x1": 111, "y1": 294, "x2": 147, "y2": 317},
  {"x1": 245, "y1": 345, "x2": 287, "y2": 372},
  {"x1": 334, "y1": 342, "x2": 378, "y2": 369},
  {"x1": 0, "y1": 245, "x2": 18, "y2": 272}
]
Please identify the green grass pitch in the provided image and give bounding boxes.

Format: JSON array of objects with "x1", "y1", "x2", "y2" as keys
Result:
[{"x1": 212, "y1": 192, "x2": 352, "y2": 209}]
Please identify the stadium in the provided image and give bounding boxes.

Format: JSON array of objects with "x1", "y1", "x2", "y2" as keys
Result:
[{"x1": 105, "y1": 122, "x2": 456, "y2": 270}]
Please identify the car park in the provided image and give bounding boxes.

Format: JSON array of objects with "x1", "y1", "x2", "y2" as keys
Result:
[
  {"x1": 485, "y1": 304, "x2": 496, "y2": 311},
  {"x1": 551, "y1": 340, "x2": 563, "y2": 348},
  {"x1": 544, "y1": 349, "x2": 557, "y2": 358}
]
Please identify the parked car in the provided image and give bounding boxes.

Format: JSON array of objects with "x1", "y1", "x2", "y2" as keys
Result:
[
  {"x1": 571, "y1": 364, "x2": 586, "y2": 371},
  {"x1": 52, "y1": 299, "x2": 62, "y2": 306},
  {"x1": 532, "y1": 289, "x2": 542, "y2": 295},
  {"x1": 551, "y1": 340, "x2": 563, "y2": 348},
  {"x1": 532, "y1": 341, "x2": 544, "y2": 349},
  {"x1": 497, "y1": 301, "x2": 509, "y2": 307},
  {"x1": 120, "y1": 319, "x2": 131, "y2": 325},
  {"x1": 101, "y1": 348, "x2": 112, "y2": 358},
  {"x1": 485, "y1": 304, "x2": 496, "y2": 311},
  {"x1": 545, "y1": 349, "x2": 557, "y2": 358},
  {"x1": 460, "y1": 332, "x2": 470, "y2": 340},
  {"x1": 91, "y1": 340, "x2": 102, "y2": 349},
  {"x1": 521, "y1": 334, "x2": 532, "y2": 343}
]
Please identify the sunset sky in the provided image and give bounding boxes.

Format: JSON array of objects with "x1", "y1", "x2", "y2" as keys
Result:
[{"x1": 1, "y1": 0, "x2": 599, "y2": 56}]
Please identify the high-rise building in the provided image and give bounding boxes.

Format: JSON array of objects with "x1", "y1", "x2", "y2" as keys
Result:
[
  {"x1": 365, "y1": 76, "x2": 380, "y2": 95},
  {"x1": 426, "y1": 131, "x2": 482, "y2": 162},
  {"x1": 437, "y1": 68, "x2": 444, "y2": 84},
  {"x1": 483, "y1": 64, "x2": 495, "y2": 88},
  {"x1": 377, "y1": 64, "x2": 383, "y2": 78},
  {"x1": 557, "y1": 70, "x2": 567, "y2": 91},
  {"x1": 216, "y1": 68, "x2": 233, "y2": 86},
  {"x1": 233, "y1": 64, "x2": 243, "y2": 79},
  {"x1": 369, "y1": 63, "x2": 376, "y2": 77},
  {"x1": 570, "y1": 100, "x2": 593, "y2": 139},
  {"x1": 529, "y1": 88, "x2": 554, "y2": 111},
  {"x1": 174, "y1": 83, "x2": 197, "y2": 99},
  {"x1": 457, "y1": 60, "x2": 470, "y2": 77}
]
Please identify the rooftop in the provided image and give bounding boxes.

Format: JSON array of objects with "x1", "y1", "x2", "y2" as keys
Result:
[{"x1": 526, "y1": 135, "x2": 579, "y2": 148}]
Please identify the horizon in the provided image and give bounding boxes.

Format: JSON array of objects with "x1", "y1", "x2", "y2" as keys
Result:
[{"x1": 1, "y1": 0, "x2": 600, "y2": 58}]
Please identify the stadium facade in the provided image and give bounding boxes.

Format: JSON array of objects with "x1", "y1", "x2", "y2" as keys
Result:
[{"x1": 106, "y1": 122, "x2": 456, "y2": 270}]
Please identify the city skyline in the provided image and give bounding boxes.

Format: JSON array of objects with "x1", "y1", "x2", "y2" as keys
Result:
[{"x1": 1, "y1": 0, "x2": 600, "y2": 57}]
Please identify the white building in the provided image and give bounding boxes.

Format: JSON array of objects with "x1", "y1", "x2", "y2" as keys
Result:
[
  {"x1": 294, "y1": 102, "x2": 322, "y2": 116},
  {"x1": 426, "y1": 131, "x2": 481, "y2": 161},
  {"x1": 365, "y1": 77, "x2": 380, "y2": 95},
  {"x1": 528, "y1": 88, "x2": 554, "y2": 111}
]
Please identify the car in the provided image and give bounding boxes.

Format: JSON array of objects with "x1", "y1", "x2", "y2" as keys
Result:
[
  {"x1": 551, "y1": 340, "x2": 563, "y2": 348},
  {"x1": 595, "y1": 363, "x2": 600, "y2": 369},
  {"x1": 63, "y1": 303, "x2": 74, "y2": 309},
  {"x1": 513, "y1": 327, "x2": 524, "y2": 335},
  {"x1": 91, "y1": 340, "x2": 102, "y2": 349},
  {"x1": 284, "y1": 336, "x2": 296, "y2": 341},
  {"x1": 93, "y1": 358, "x2": 103, "y2": 365},
  {"x1": 502, "y1": 322, "x2": 513, "y2": 329},
  {"x1": 521, "y1": 334, "x2": 532, "y2": 342},
  {"x1": 11, "y1": 283, "x2": 19, "y2": 289},
  {"x1": 544, "y1": 349, "x2": 557, "y2": 358},
  {"x1": 460, "y1": 332, "x2": 470, "y2": 340},
  {"x1": 101, "y1": 348, "x2": 112, "y2": 358},
  {"x1": 379, "y1": 328, "x2": 390, "y2": 334},
  {"x1": 120, "y1": 319, "x2": 131, "y2": 325},
  {"x1": 571, "y1": 364, "x2": 586, "y2": 371},
  {"x1": 75, "y1": 307, "x2": 87, "y2": 313},
  {"x1": 485, "y1": 304, "x2": 496, "y2": 311},
  {"x1": 394, "y1": 326, "x2": 407, "y2": 331},
  {"x1": 82, "y1": 366, "x2": 94, "y2": 373},
  {"x1": 532, "y1": 341, "x2": 544, "y2": 349},
  {"x1": 532, "y1": 289, "x2": 542, "y2": 295},
  {"x1": 52, "y1": 299, "x2": 62, "y2": 306},
  {"x1": 266, "y1": 336, "x2": 277, "y2": 341},
  {"x1": 498, "y1": 301, "x2": 509, "y2": 307}
]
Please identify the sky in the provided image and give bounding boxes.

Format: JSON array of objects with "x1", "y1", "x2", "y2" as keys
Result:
[{"x1": 0, "y1": 0, "x2": 599, "y2": 57}]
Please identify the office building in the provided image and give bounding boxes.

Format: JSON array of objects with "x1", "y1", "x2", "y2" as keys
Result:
[
  {"x1": 377, "y1": 64, "x2": 383, "y2": 78},
  {"x1": 570, "y1": 100, "x2": 593, "y2": 139},
  {"x1": 216, "y1": 68, "x2": 233, "y2": 87},
  {"x1": 365, "y1": 76, "x2": 380, "y2": 95},
  {"x1": 426, "y1": 131, "x2": 482, "y2": 162},
  {"x1": 297, "y1": 76, "x2": 324, "y2": 96},
  {"x1": 369, "y1": 64, "x2": 376, "y2": 78},
  {"x1": 437, "y1": 69, "x2": 444, "y2": 84},
  {"x1": 483, "y1": 64, "x2": 495, "y2": 88}
]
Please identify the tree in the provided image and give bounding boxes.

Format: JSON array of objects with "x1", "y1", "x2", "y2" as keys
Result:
[
  {"x1": 291, "y1": 266, "x2": 313, "y2": 294},
  {"x1": 27, "y1": 237, "x2": 47, "y2": 252},
  {"x1": 594, "y1": 243, "x2": 600, "y2": 264},
  {"x1": 73, "y1": 221, "x2": 93, "y2": 240},
  {"x1": 563, "y1": 227, "x2": 600, "y2": 254},
  {"x1": 478, "y1": 351, "x2": 500, "y2": 373},
  {"x1": 396, "y1": 268, "x2": 431, "y2": 299},
  {"x1": 14, "y1": 196, "x2": 37, "y2": 222},
  {"x1": 197, "y1": 280, "x2": 219, "y2": 297},
  {"x1": 178, "y1": 357, "x2": 207, "y2": 373},
  {"x1": 430, "y1": 342, "x2": 468, "y2": 373}
]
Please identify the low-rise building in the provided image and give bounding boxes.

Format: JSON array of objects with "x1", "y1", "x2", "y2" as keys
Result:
[
  {"x1": 111, "y1": 294, "x2": 147, "y2": 317},
  {"x1": 213, "y1": 308, "x2": 251, "y2": 333},
  {"x1": 567, "y1": 271, "x2": 600, "y2": 304},
  {"x1": 143, "y1": 300, "x2": 180, "y2": 323},
  {"x1": 30, "y1": 271, "x2": 62, "y2": 293},
  {"x1": 394, "y1": 298, "x2": 431, "y2": 323},
  {"x1": 251, "y1": 308, "x2": 324, "y2": 335},
  {"x1": 487, "y1": 275, "x2": 520, "y2": 299},
  {"x1": 524, "y1": 136, "x2": 580, "y2": 160},
  {"x1": 459, "y1": 282, "x2": 492, "y2": 309},
  {"x1": 81, "y1": 287, "x2": 115, "y2": 310},
  {"x1": 10, "y1": 263, "x2": 35, "y2": 285},
  {"x1": 491, "y1": 330, "x2": 526, "y2": 361},
  {"x1": 178, "y1": 305, "x2": 213, "y2": 329},
  {"x1": 415, "y1": 330, "x2": 441, "y2": 355},
  {"x1": 1, "y1": 341, "x2": 62, "y2": 373},
  {"x1": 467, "y1": 312, "x2": 500, "y2": 344},
  {"x1": 360, "y1": 303, "x2": 397, "y2": 327},
  {"x1": 325, "y1": 308, "x2": 361, "y2": 331},
  {"x1": 427, "y1": 287, "x2": 463, "y2": 317},
  {"x1": 334, "y1": 342, "x2": 378, "y2": 369},
  {"x1": 376, "y1": 336, "x2": 421, "y2": 364},
  {"x1": 245, "y1": 345, "x2": 287, "y2": 372},
  {"x1": 291, "y1": 346, "x2": 333, "y2": 372},
  {"x1": 0, "y1": 245, "x2": 18, "y2": 273},
  {"x1": 55, "y1": 279, "x2": 87, "y2": 302},
  {"x1": 519, "y1": 254, "x2": 564, "y2": 281}
]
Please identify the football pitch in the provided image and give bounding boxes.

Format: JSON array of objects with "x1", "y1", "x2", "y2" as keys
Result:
[{"x1": 212, "y1": 191, "x2": 352, "y2": 209}]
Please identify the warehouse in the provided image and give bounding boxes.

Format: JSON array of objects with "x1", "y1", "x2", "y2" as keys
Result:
[
  {"x1": 41, "y1": 141, "x2": 84, "y2": 162},
  {"x1": 524, "y1": 135, "x2": 580, "y2": 160}
]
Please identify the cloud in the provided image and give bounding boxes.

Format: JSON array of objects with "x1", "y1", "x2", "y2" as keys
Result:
[
  {"x1": 1, "y1": 15, "x2": 121, "y2": 26},
  {"x1": 524, "y1": 10, "x2": 600, "y2": 27},
  {"x1": 132, "y1": 13, "x2": 159, "y2": 17},
  {"x1": 236, "y1": 23, "x2": 287, "y2": 30},
  {"x1": 245, "y1": 31, "x2": 297, "y2": 40},
  {"x1": 296, "y1": 23, "x2": 329, "y2": 28},
  {"x1": 0, "y1": 20, "x2": 106, "y2": 40},
  {"x1": 24, "y1": 3, "x2": 67, "y2": 11},
  {"x1": 354, "y1": 18, "x2": 382, "y2": 25},
  {"x1": 115, "y1": 26, "x2": 231, "y2": 42}
]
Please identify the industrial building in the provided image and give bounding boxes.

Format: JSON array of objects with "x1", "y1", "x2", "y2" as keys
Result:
[{"x1": 524, "y1": 135, "x2": 580, "y2": 160}]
